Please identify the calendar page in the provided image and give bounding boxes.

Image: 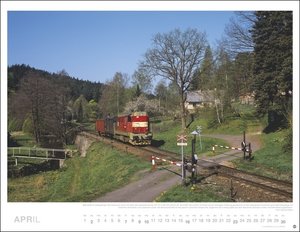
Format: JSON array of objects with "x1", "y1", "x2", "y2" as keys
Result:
[{"x1": 1, "y1": 1, "x2": 299, "y2": 231}]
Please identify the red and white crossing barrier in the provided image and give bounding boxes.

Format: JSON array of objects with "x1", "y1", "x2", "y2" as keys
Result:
[
  {"x1": 151, "y1": 155, "x2": 182, "y2": 169},
  {"x1": 212, "y1": 144, "x2": 243, "y2": 151}
]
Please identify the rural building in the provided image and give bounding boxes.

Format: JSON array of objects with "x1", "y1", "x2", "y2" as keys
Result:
[
  {"x1": 239, "y1": 92, "x2": 255, "y2": 105},
  {"x1": 185, "y1": 90, "x2": 216, "y2": 111}
]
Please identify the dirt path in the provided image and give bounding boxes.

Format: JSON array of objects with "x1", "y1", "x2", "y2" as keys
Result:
[
  {"x1": 200, "y1": 133, "x2": 262, "y2": 165},
  {"x1": 92, "y1": 133, "x2": 262, "y2": 202},
  {"x1": 203, "y1": 132, "x2": 262, "y2": 152}
]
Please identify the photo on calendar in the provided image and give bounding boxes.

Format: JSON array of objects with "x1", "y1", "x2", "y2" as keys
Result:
[{"x1": 6, "y1": 10, "x2": 294, "y2": 204}]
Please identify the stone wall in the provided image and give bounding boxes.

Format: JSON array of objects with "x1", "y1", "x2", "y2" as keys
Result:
[{"x1": 75, "y1": 134, "x2": 96, "y2": 157}]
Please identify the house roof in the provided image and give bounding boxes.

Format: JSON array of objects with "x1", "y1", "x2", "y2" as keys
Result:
[
  {"x1": 186, "y1": 90, "x2": 215, "y2": 103},
  {"x1": 186, "y1": 91, "x2": 201, "y2": 102}
]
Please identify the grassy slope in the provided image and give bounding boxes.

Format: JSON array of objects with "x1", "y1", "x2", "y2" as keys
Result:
[
  {"x1": 8, "y1": 142, "x2": 149, "y2": 202},
  {"x1": 10, "y1": 132, "x2": 37, "y2": 147},
  {"x1": 155, "y1": 104, "x2": 293, "y2": 201},
  {"x1": 156, "y1": 184, "x2": 231, "y2": 202},
  {"x1": 233, "y1": 129, "x2": 292, "y2": 181},
  {"x1": 152, "y1": 119, "x2": 230, "y2": 158}
]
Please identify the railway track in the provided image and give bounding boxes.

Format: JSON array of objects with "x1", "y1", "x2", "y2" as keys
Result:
[
  {"x1": 140, "y1": 146, "x2": 180, "y2": 160},
  {"x1": 80, "y1": 131, "x2": 179, "y2": 162},
  {"x1": 81, "y1": 131, "x2": 293, "y2": 201},
  {"x1": 215, "y1": 165, "x2": 293, "y2": 201},
  {"x1": 139, "y1": 142, "x2": 293, "y2": 201}
]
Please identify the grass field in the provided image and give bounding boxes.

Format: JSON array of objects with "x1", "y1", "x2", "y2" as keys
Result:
[
  {"x1": 154, "y1": 104, "x2": 293, "y2": 201},
  {"x1": 232, "y1": 129, "x2": 292, "y2": 181},
  {"x1": 156, "y1": 129, "x2": 293, "y2": 202},
  {"x1": 186, "y1": 103, "x2": 263, "y2": 135},
  {"x1": 152, "y1": 119, "x2": 230, "y2": 158},
  {"x1": 155, "y1": 183, "x2": 231, "y2": 202},
  {"x1": 8, "y1": 142, "x2": 149, "y2": 202}
]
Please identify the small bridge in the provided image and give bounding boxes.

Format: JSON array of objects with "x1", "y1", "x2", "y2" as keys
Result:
[{"x1": 7, "y1": 147, "x2": 76, "y2": 168}]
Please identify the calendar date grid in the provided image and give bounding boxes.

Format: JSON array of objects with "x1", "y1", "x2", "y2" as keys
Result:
[{"x1": 82, "y1": 213, "x2": 288, "y2": 225}]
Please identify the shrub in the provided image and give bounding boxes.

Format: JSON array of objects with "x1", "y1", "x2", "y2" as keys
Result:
[
  {"x1": 8, "y1": 117, "x2": 23, "y2": 132},
  {"x1": 22, "y1": 115, "x2": 34, "y2": 134},
  {"x1": 282, "y1": 128, "x2": 292, "y2": 153}
]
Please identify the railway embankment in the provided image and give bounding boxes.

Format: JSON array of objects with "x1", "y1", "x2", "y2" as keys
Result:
[{"x1": 75, "y1": 133, "x2": 96, "y2": 157}]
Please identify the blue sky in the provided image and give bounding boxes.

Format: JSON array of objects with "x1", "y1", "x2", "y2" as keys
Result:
[{"x1": 8, "y1": 11, "x2": 235, "y2": 84}]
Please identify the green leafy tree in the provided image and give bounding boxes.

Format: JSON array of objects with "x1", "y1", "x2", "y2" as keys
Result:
[
  {"x1": 232, "y1": 52, "x2": 254, "y2": 98},
  {"x1": 155, "y1": 80, "x2": 168, "y2": 113},
  {"x1": 132, "y1": 68, "x2": 152, "y2": 95},
  {"x1": 191, "y1": 45, "x2": 215, "y2": 90},
  {"x1": 87, "y1": 99, "x2": 98, "y2": 121},
  {"x1": 252, "y1": 11, "x2": 292, "y2": 129},
  {"x1": 22, "y1": 115, "x2": 34, "y2": 134},
  {"x1": 73, "y1": 95, "x2": 88, "y2": 122},
  {"x1": 98, "y1": 72, "x2": 128, "y2": 116},
  {"x1": 135, "y1": 84, "x2": 142, "y2": 98}
]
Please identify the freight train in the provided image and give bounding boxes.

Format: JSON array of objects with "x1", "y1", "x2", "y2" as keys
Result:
[{"x1": 95, "y1": 112, "x2": 152, "y2": 145}]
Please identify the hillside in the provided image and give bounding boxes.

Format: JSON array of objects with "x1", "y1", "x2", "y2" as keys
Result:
[{"x1": 8, "y1": 64, "x2": 103, "y2": 101}]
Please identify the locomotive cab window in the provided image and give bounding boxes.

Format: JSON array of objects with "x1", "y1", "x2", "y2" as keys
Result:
[{"x1": 128, "y1": 116, "x2": 131, "y2": 122}]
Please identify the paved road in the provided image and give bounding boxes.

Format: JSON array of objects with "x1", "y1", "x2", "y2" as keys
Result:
[{"x1": 93, "y1": 167, "x2": 182, "y2": 202}]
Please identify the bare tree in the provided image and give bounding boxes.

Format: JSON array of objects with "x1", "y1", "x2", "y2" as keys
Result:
[
  {"x1": 11, "y1": 71, "x2": 69, "y2": 146},
  {"x1": 19, "y1": 71, "x2": 51, "y2": 143},
  {"x1": 223, "y1": 11, "x2": 256, "y2": 55},
  {"x1": 142, "y1": 28, "x2": 207, "y2": 130}
]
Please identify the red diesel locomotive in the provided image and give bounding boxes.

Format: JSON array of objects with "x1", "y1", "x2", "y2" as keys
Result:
[{"x1": 95, "y1": 112, "x2": 152, "y2": 145}]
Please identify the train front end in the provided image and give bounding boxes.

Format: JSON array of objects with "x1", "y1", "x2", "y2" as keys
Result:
[{"x1": 129, "y1": 112, "x2": 152, "y2": 145}]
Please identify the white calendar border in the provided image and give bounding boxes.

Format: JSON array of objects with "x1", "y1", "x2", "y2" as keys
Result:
[{"x1": 1, "y1": 1, "x2": 299, "y2": 231}]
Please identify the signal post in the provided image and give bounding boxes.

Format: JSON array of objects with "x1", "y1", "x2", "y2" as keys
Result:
[
  {"x1": 191, "y1": 130, "x2": 199, "y2": 185},
  {"x1": 177, "y1": 134, "x2": 187, "y2": 185}
]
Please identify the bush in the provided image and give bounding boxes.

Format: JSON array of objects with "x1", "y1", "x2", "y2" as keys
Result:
[
  {"x1": 282, "y1": 128, "x2": 292, "y2": 152},
  {"x1": 207, "y1": 118, "x2": 219, "y2": 129},
  {"x1": 22, "y1": 116, "x2": 34, "y2": 134},
  {"x1": 8, "y1": 117, "x2": 23, "y2": 132}
]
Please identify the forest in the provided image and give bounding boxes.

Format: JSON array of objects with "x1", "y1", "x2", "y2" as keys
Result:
[{"x1": 8, "y1": 11, "x2": 292, "y2": 151}]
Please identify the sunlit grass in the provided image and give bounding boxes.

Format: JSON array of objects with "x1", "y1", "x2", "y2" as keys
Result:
[
  {"x1": 8, "y1": 142, "x2": 149, "y2": 202},
  {"x1": 152, "y1": 120, "x2": 230, "y2": 158},
  {"x1": 155, "y1": 184, "x2": 231, "y2": 202},
  {"x1": 232, "y1": 129, "x2": 292, "y2": 181}
]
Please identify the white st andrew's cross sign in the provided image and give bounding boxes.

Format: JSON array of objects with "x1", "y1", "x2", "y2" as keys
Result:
[{"x1": 177, "y1": 134, "x2": 187, "y2": 146}]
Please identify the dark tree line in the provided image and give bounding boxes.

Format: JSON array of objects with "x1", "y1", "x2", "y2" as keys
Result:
[
  {"x1": 252, "y1": 11, "x2": 292, "y2": 130},
  {"x1": 8, "y1": 64, "x2": 103, "y2": 101}
]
